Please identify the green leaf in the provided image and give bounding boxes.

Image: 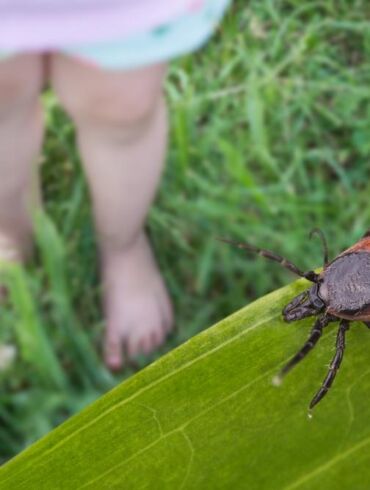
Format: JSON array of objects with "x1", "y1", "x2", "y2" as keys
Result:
[{"x1": 1, "y1": 278, "x2": 369, "y2": 489}]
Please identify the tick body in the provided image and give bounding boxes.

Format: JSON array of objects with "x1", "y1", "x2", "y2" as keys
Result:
[{"x1": 221, "y1": 230, "x2": 370, "y2": 409}]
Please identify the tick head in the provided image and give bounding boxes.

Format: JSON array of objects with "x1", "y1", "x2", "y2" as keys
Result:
[{"x1": 283, "y1": 284, "x2": 325, "y2": 322}]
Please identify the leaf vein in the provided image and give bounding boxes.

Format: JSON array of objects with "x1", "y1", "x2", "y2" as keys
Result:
[
  {"x1": 5, "y1": 308, "x2": 279, "y2": 486},
  {"x1": 76, "y1": 367, "x2": 276, "y2": 489},
  {"x1": 179, "y1": 430, "x2": 195, "y2": 490}
]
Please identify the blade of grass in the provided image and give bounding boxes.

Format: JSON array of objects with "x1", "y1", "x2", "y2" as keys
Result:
[
  {"x1": 0, "y1": 263, "x2": 66, "y2": 389},
  {"x1": 33, "y1": 211, "x2": 113, "y2": 390}
]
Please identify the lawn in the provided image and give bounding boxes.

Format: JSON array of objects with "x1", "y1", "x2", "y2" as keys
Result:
[{"x1": 1, "y1": 0, "x2": 370, "y2": 462}]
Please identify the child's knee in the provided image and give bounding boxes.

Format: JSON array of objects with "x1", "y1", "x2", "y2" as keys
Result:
[
  {"x1": 0, "y1": 54, "x2": 44, "y2": 117},
  {"x1": 50, "y1": 54, "x2": 166, "y2": 134}
]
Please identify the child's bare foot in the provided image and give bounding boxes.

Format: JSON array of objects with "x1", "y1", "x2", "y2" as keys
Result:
[
  {"x1": 102, "y1": 232, "x2": 173, "y2": 369},
  {"x1": 49, "y1": 57, "x2": 170, "y2": 369}
]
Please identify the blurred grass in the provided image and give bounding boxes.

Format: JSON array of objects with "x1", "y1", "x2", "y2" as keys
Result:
[{"x1": 2, "y1": 0, "x2": 370, "y2": 462}]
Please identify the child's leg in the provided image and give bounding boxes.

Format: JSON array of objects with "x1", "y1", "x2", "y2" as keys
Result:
[
  {"x1": 0, "y1": 54, "x2": 44, "y2": 262},
  {"x1": 50, "y1": 54, "x2": 173, "y2": 369}
]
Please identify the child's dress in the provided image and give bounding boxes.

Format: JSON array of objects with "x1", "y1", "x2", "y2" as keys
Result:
[{"x1": 0, "y1": 0, "x2": 230, "y2": 69}]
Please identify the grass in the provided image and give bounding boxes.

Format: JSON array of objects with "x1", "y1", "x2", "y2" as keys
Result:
[{"x1": 2, "y1": 0, "x2": 370, "y2": 462}]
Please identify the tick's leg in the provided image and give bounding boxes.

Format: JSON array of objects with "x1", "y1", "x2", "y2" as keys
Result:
[
  {"x1": 309, "y1": 319, "x2": 350, "y2": 410},
  {"x1": 218, "y1": 238, "x2": 319, "y2": 283},
  {"x1": 274, "y1": 316, "x2": 331, "y2": 385},
  {"x1": 363, "y1": 322, "x2": 370, "y2": 329}
]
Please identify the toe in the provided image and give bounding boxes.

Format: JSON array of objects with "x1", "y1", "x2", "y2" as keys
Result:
[
  {"x1": 138, "y1": 336, "x2": 151, "y2": 356},
  {"x1": 104, "y1": 328, "x2": 123, "y2": 371},
  {"x1": 150, "y1": 328, "x2": 165, "y2": 350},
  {"x1": 127, "y1": 325, "x2": 165, "y2": 358},
  {"x1": 127, "y1": 336, "x2": 142, "y2": 358}
]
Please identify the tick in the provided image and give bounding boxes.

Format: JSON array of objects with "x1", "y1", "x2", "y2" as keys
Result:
[{"x1": 221, "y1": 229, "x2": 370, "y2": 410}]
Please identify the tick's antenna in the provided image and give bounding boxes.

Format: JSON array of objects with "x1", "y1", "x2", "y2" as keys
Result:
[
  {"x1": 309, "y1": 228, "x2": 329, "y2": 267},
  {"x1": 218, "y1": 237, "x2": 319, "y2": 283}
]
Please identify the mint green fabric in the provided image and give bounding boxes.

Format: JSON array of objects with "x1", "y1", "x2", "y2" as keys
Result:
[{"x1": 65, "y1": 0, "x2": 230, "y2": 69}]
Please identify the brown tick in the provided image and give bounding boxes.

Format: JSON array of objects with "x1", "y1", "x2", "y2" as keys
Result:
[{"x1": 221, "y1": 229, "x2": 370, "y2": 410}]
